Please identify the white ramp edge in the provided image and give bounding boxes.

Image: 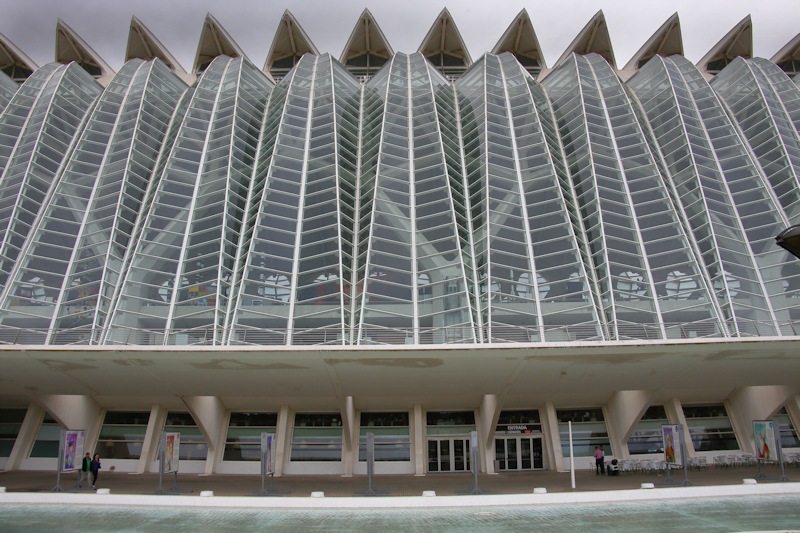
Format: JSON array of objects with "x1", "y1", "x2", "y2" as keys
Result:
[{"x1": 0, "y1": 483, "x2": 798, "y2": 510}]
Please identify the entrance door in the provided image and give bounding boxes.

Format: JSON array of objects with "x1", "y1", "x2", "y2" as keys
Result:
[
  {"x1": 427, "y1": 437, "x2": 471, "y2": 472},
  {"x1": 495, "y1": 436, "x2": 543, "y2": 470}
]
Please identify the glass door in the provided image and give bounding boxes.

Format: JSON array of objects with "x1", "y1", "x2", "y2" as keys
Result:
[
  {"x1": 496, "y1": 436, "x2": 544, "y2": 470},
  {"x1": 427, "y1": 437, "x2": 471, "y2": 472}
]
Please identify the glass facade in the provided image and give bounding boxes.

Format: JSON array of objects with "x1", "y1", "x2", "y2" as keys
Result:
[
  {"x1": 97, "y1": 411, "x2": 150, "y2": 460},
  {"x1": 0, "y1": 47, "x2": 797, "y2": 346},
  {"x1": 557, "y1": 408, "x2": 610, "y2": 457},
  {"x1": 627, "y1": 405, "x2": 668, "y2": 455},
  {"x1": 224, "y1": 412, "x2": 277, "y2": 461},
  {"x1": 683, "y1": 404, "x2": 739, "y2": 452}
]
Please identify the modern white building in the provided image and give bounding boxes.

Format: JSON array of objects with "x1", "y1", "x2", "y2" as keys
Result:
[{"x1": 0, "y1": 9, "x2": 799, "y2": 478}]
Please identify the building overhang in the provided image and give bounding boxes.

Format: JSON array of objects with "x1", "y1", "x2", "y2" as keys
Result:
[{"x1": 2, "y1": 337, "x2": 798, "y2": 411}]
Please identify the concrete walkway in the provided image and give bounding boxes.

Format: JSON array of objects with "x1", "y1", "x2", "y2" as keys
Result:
[{"x1": 1, "y1": 464, "x2": 797, "y2": 508}]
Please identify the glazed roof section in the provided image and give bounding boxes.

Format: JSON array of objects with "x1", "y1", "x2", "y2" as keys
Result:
[{"x1": 2, "y1": 11, "x2": 799, "y2": 86}]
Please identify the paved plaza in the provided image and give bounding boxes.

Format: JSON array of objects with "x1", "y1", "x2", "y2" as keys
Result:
[{"x1": 0, "y1": 463, "x2": 794, "y2": 498}]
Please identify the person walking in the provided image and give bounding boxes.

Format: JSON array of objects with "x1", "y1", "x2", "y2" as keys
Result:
[
  {"x1": 594, "y1": 445, "x2": 605, "y2": 475},
  {"x1": 90, "y1": 454, "x2": 101, "y2": 489},
  {"x1": 78, "y1": 453, "x2": 91, "y2": 487}
]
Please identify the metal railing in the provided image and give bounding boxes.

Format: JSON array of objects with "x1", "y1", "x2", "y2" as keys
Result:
[{"x1": 0, "y1": 319, "x2": 797, "y2": 347}]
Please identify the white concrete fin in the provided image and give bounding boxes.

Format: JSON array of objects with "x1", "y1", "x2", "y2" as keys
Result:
[
  {"x1": 418, "y1": 8, "x2": 473, "y2": 69},
  {"x1": 553, "y1": 10, "x2": 616, "y2": 70},
  {"x1": 55, "y1": 19, "x2": 115, "y2": 81},
  {"x1": 697, "y1": 15, "x2": 752, "y2": 76},
  {"x1": 622, "y1": 13, "x2": 683, "y2": 73},
  {"x1": 193, "y1": 13, "x2": 247, "y2": 76},
  {"x1": 126, "y1": 16, "x2": 187, "y2": 75},
  {"x1": 264, "y1": 10, "x2": 319, "y2": 80},
  {"x1": 339, "y1": 9, "x2": 393, "y2": 72},
  {"x1": 771, "y1": 32, "x2": 800, "y2": 76},
  {"x1": 0, "y1": 32, "x2": 38, "y2": 82},
  {"x1": 492, "y1": 9, "x2": 547, "y2": 73}
]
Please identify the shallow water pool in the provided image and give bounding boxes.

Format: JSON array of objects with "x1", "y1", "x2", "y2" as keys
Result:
[{"x1": 2, "y1": 494, "x2": 800, "y2": 532}]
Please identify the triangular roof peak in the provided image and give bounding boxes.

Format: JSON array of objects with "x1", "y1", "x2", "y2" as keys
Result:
[
  {"x1": 0, "y1": 32, "x2": 38, "y2": 82},
  {"x1": 554, "y1": 10, "x2": 616, "y2": 70},
  {"x1": 126, "y1": 16, "x2": 187, "y2": 75},
  {"x1": 418, "y1": 8, "x2": 472, "y2": 79},
  {"x1": 771, "y1": 32, "x2": 800, "y2": 77},
  {"x1": 697, "y1": 15, "x2": 752, "y2": 77},
  {"x1": 492, "y1": 9, "x2": 546, "y2": 77},
  {"x1": 265, "y1": 10, "x2": 319, "y2": 81},
  {"x1": 339, "y1": 9, "x2": 393, "y2": 79},
  {"x1": 620, "y1": 13, "x2": 682, "y2": 80},
  {"x1": 193, "y1": 13, "x2": 247, "y2": 75},
  {"x1": 55, "y1": 19, "x2": 114, "y2": 84}
]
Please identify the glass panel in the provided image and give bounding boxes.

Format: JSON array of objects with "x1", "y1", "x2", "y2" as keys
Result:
[
  {"x1": 224, "y1": 412, "x2": 278, "y2": 461},
  {"x1": 98, "y1": 411, "x2": 150, "y2": 460},
  {"x1": 290, "y1": 413, "x2": 342, "y2": 462},
  {"x1": 0, "y1": 408, "x2": 26, "y2": 457}
]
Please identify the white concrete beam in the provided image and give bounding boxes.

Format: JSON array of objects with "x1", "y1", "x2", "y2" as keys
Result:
[
  {"x1": 727, "y1": 385, "x2": 799, "y2": 455},
  {"x1": 413, "y1": 404, "x2": 425, "y2": 476},
  {"x1": 273, "y1": 405, "x2": 290, "y2": 476},
  {"x1": 3, "y1": 403, "x2": 44, "y2": 471},
  {"x1": 138, "y1": 405, "x2": 167, "y2": 473},
  {"x1": 479, "y1": 394, "x2": 501, "y2": 473},
  {"x1": 341, "y1": 396, "x2": 356, "y2": 477},
  {"x1": 182, "y1": 396, "x2": 225, "y2": 475},
  {"x1": 542, "y1": 402, "x2": 562, "y2": 471},
  {"x1": 35, "y1": 395, "x2": 103, "y2": 450},
  {"x1": 607, "y1": 390, "x2": 654, "y2": 458}
]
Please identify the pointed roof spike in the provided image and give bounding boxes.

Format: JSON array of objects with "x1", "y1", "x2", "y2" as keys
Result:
[
  {"x1": 55, "y1": 19, "x2": 114, "y2": 84},
  {"x1": 491, "y1": 9, "x2": 546, "y2": 76},
  {"x1": 126, "y1": 16, "x2": 187, "y2": 75},
  {"x1": 624, "y1": 13, "x2": 683, "y2": 69},
  {"x1": 0, "y1": 32, "x2": 38, "y2": 82},
  {"x1": 339, "y1": 8, "x2": 393, "y2": 79},
  {"x1": 553, "y1": 10, "x2": 616, "y2": 70},
  {"x1": 192, "y1": 13, "x2": 247, "y2": 75},
  {"x1": 265, "y1": 10, "x2": 319, "y2": 81},
  {"x1": 620, "y1": 13, "x2": 683, "y2": 80},
  {"x1": 418, "y1": 8, "x2": 472, "y2": 80},
  {"x1": 697, "y1": 15, "x2": 752, "y2": 78},
  {"x1": 771, "y1": 32, "x2": 800, "y2": 76}
]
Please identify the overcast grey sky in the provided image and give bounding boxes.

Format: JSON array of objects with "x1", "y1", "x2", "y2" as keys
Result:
[{"x1": 1, "y1": 0, "x2": 798, "y2": 72}]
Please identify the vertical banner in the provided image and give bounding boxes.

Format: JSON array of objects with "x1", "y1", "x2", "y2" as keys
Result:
[
  {"x1": 662, "y1": 425, "x2": 682, "y2": 466},
  {"x1": 164, "y1": 432, "x2": 180, "y2": 473},
  {"x1": 753, "y1": 420, "x2": 776, "y2": 461},
  {"x1": 62, "y1": 430, "x2": 85, "y2": 472},
  {"x1": 261, "y1": 433, "x2": 273, "y2": 474}
]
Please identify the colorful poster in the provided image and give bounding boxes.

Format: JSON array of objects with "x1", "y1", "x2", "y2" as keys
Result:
[
  {"x1": 62, "y1": 430, "x2": 85, "y2": 472},
  {"x1": 662, "y1": 425, "x2": 682, "y2": 465},
  {"x1": 164, "y1": 432, "x2": 180, "y2": 474},
  {"x1": 753, "y1": 420, "x2": 777, "y2": 461}
]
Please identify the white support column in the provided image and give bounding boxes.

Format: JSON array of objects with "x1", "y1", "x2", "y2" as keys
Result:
[
  {"x1": 138, "y1": 405, "x2": 167, "y2": 473},
  {"x1": 412, "y1": 404, "x2": 425, "y2": 476},
  {"x1": 273, "y1": 405, "x2": 291, "y2": 477},
  {"x1": 541, "y1": 402, "x2": 562, "y2": 472},
  {"x1": 479, "y1": 394, "x2": 500, "y2": 473},
  {"x1": 664, "y1": 398, "x2": 692, "y2": 456},
  {"x1": 182, "y1": 396, "x2": 226, "y2": 476},
  {"x1": 4, "y1": 403, "x2": 45, "y2": 471},
  {"x1": 606, "y1": 390, "x2": 653, "y2": 459},
  {"x1": 341, "y1": 396, "x2": 356, "y2": 477},
  {"x1": 36, "y1": 395, "x2": 103, "y2": 452},
  {"x1": 727, "y1": 385, "x2": 798, "y2": 455}
]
